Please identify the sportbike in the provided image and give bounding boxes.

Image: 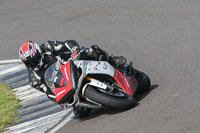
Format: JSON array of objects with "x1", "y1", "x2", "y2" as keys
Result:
[{"x1": 44, "y1": 48, "x2": 151, "y2": 117}]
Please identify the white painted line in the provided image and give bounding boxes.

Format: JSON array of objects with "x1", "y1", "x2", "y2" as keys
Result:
[
  {"x1": 19, "y1": 92, "x2": 45, "y2": 101},
  {"x1": 13, "y1": 85, "x2": 31, "y2": 92},
  {"x1": 6, "y1": 120, "x2": 60, "y2": 133},
  {"x1": 0, "y1": 64, "x2": 25, "y2": 76},
  {"x1": 29, "y1": 122, "x2": 58, "y2": 133},
  {"x1": 0, "y1": 59, "x2": 21, "y2": 65},
  {"x1": 5, "y1": 110, "x2": 70, "y2": 130},
  {"x1": 0, "y1": 65, "x2": 4, "y2": 69},
  {"x1": 16, "y1": 89, "x2": 38, "y2": 97},
  {"x1": 49, "y1": 112, "x2": 74, "y2": 133}
]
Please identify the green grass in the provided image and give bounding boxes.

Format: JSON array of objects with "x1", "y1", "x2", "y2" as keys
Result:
[{"x1": 0, "y1": 83, "x2": 21, "y2": 133}]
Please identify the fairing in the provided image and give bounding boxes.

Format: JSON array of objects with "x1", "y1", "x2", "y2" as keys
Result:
[
  {"x1": 74, "y1": 60, "x2": 137, "y2": 96},
  {"x1": 44, "y1": 61, "x2": 77, "y2": 104},
  {"x1": 74, "y1": 60, "x2": 115, "y2": 76},
  {"x1": 45, "y1": 60, "x2": 138, "y2": 105},
  {"x1": 113, "y1": 69, "x2": 138, "y2": 96}
]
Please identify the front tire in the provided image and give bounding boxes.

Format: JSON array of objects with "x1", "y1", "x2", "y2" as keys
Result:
[
  {"x1": 135, "y1": 70, "x2": 151, "y2": 94},
  {"x1": 84, "y1": 86, "x2": 135, "y2": 109}
]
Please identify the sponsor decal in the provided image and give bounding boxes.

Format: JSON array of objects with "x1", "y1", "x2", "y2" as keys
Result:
[
  {"x1": 51, "y1": 70, "x2": 58, "y2": 82},
  {"x1": 94, "y1": 67, "x2": 98, "y2": 70},
  {"x1": 103, "y1": 62, "x2": 108, "y2": 69}
]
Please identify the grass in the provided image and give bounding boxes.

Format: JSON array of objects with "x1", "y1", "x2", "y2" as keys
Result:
[{"x1": 0, "y1": 83, "x2": 21, "y2": 133}]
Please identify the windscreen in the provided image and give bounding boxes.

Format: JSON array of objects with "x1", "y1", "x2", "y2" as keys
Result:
[{"x1": 44, "y1": 63, "x2": 67, "y2": 91}]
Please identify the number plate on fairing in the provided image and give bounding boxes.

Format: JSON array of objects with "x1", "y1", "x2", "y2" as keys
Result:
[
  {"x1": 85, "y1": 61, "x2": 115, "y2": 76},
  {"x1": 74, "y1": 60, "x2": 115, "y2": 76}
]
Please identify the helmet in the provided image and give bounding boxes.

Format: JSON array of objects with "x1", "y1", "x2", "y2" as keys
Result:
[{"x1": 19, "y1": 41, "x2": 42, "y2": 68}]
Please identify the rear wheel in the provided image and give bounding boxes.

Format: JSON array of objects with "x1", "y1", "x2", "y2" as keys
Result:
[
  {"x1": 135, "y1": 70, "x2": 151, "y2": 94},
  {"x1": 84, "y1": 86, "x2": 135, "y2": 109}
]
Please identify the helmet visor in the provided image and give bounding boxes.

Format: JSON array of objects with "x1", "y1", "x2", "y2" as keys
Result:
[{"x1": 24, "y1": 51, "x2": 42, "y2": 68}]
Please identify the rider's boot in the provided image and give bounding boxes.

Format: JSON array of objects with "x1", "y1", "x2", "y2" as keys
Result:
[
  {"x1": 108, "y1": 56, "x2": 126, "y2": 68},
  {"x1": 73, "y1": 105, "x2": 91, "y2": 118},
  {"x1": 85, "y1": 45, "x2": 126, "y2": 67}
]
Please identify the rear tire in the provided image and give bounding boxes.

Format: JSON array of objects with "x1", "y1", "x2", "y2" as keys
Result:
[
  {"x1": 84, "y1": 86, "x2": 135, "y2": 109},
  {"x1": 135, "y1": 70, "x2": 151, "y2": 94}
]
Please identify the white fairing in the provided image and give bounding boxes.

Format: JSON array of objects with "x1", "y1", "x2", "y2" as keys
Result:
[{"x1": 74, "y1": 60, "x2": 115, "y2": 77}]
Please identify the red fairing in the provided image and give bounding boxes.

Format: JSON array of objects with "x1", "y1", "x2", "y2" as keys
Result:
[
  {"x1": 113, "y1": 69, "x2": 138, "y2": 96},
  {"x1": 59, "y1": 78, "x2": 64, "y2": 86},
  {"x1": 53, "y1": 62, "x2": 72, "y2": 102}
]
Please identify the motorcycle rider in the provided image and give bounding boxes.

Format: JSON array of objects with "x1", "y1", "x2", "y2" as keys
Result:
[{"x1": 19, "y1": 40, "x2": 126, "y2": 104}]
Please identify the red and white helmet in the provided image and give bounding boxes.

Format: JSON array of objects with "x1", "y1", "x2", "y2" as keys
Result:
[{"x1": 19, "y1": 41, "x2": 42, "y2": 68}]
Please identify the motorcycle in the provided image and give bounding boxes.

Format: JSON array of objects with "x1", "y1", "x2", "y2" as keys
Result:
[{"x1": 44, "y1": 48, "x2": 151, "y2": 117}]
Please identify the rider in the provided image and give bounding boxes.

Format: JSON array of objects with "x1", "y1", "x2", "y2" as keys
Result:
[{"x1": 19, "y1": 40, "x2": 126, "y2": 102}]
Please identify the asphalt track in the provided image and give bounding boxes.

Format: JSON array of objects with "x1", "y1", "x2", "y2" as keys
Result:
[{"x1": 1, "y1": 0, "x2": 200, "y2": 133}]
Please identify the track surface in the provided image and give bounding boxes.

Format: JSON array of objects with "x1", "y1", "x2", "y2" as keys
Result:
[{"x1": 1, "y1": 0, "x2": 200, "y2": 133}]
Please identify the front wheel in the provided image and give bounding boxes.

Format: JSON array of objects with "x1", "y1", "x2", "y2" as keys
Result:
[
  {"x1": 135, "y1": 70, "x2": 151, "y2": 94},
  {"x1": 84, "y1": 86, "x2": 135, "y2": 109}
]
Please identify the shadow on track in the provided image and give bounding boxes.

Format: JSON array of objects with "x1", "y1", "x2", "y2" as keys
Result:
[
  {"x1": 75, "y1": 84, "x2": 159, "y2": 121},
  {"x1": 135, "y1": 84, "x2": 158, "y2": 103}
]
